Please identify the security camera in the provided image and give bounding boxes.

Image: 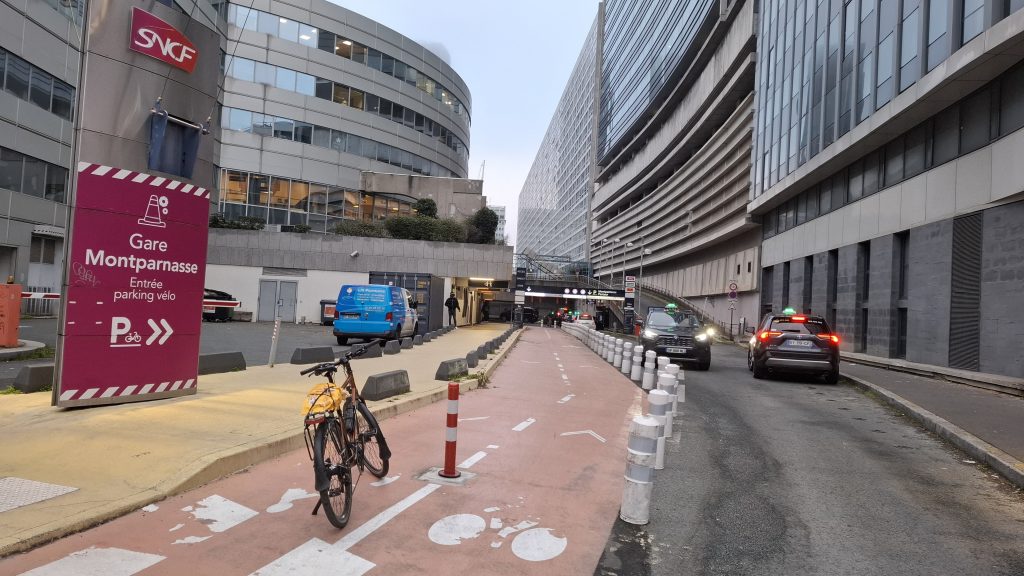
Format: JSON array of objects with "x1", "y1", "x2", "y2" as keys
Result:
[{"x1": 350, "y1": 250, "x2": 359, "y2": 257}]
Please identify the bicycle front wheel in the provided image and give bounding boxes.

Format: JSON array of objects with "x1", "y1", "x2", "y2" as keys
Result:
[
  {"x1": 313, "y1": 419, "x2": 353, "y2": 528},
  {"x1": 356, "y1": 403, "x2": 389, "y2": 477}
]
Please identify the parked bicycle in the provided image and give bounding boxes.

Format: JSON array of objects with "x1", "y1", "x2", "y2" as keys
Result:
[{"x1": 300, "y1": 340, "x2": 392, "y2": 528}]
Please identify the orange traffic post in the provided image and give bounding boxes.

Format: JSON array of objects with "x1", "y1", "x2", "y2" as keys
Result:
[
  {"x1": 439, "y1": 381, "x2": 461, "y2": 478},
  {"x1": 0, "y1": 284, "x2": 22, "y2": 348}
]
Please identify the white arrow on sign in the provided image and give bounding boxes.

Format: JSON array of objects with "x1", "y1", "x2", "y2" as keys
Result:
[
  {"x1": 559, "y1": 430, "x2": 606, "y2": 443},
  {"x1": 146, "y1": 318, "x2": 174, "y2": 345}
]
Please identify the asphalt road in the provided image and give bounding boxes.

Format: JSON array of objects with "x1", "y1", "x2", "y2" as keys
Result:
[{"x1": 595, "y1": 344, "x2": 1024, "y2": 576}]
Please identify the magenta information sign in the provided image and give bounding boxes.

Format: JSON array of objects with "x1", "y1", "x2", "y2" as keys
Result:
[{"x1": 56, "y1": 162, "x2": 210, "y2": 406}]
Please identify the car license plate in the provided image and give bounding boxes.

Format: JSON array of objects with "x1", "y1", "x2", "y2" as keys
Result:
[
  {"x1": 666, "y1": 347, "x2": 689, "y2": 354},
  {"x1": 342, "y1": 313, "x2": 360, "y2": 319},
  {"x1": 785, "y1": 340, "x2": 814, "y2": 348}
]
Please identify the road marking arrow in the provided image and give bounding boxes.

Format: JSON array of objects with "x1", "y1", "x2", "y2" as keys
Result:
[
  {"x1": 559, "y1": 430, "x2": 606, "y2": 443},
  {"x1": 557, "y1": 394, "x2": 575, "y2": 404}
]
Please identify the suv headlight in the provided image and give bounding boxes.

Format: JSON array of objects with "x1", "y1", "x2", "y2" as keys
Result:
[
  {"x1": 695, "y1": 333, "x2": 708, "y2": 342},
  {"x1": 642, "y1": 329, "x2": 658, "y2": 339},
  {"x1": 705, "y1": 327, "x2": 716, "y2": 337}
]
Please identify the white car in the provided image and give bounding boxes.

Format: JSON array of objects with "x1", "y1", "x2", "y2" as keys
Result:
[{"x1": 576, "y1": 313, "x2": 596, "y2": 329}]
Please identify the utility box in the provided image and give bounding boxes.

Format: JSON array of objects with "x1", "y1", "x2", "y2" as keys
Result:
[
  {"x1": 0, "y1": 284, "x2": 21, "y2": 347},
  {"x1": 320, "y1": 299, "x2": 337, "y2": 325}
]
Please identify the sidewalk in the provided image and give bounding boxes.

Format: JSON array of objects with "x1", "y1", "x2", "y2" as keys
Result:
[
  {"x1": 838, "y1": 359, "x2": 1024, "y2": 489},
  {"x1": 0, "y1": 323, "x2": 517, "y2": 557}
]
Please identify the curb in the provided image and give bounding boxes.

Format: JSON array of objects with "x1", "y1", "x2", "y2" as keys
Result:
[
  {"x1": 0, "y1": 331, "x2": 524, "y2": 558},
  {"x1": 843, "y1": 372, "x2": 1024, "y2": 490}
]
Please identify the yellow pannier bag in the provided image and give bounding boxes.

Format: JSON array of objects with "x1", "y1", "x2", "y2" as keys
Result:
[{"x1": 302, "y1": 382, "x2": 346, "y2": 422}]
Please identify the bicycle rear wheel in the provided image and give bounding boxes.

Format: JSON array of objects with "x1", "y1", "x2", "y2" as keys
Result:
[
  {"x1": 356, "y1": 403, "x2": 389, "y2": 477},
  {"x1": 313, "y1": 419, "x2": 353, "y2": 528}
]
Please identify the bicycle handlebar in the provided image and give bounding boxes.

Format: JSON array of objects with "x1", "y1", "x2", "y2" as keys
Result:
[{"x1": 299, "y1": 339, "x2": 384, "y2": 376}]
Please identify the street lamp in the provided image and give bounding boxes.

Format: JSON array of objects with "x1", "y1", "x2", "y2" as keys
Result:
[
  {"x1": 637, "y1": 247, "x2": 652, "y2": 309},
  {"x1": 622, "y1": 242, "x2": 634, "y2": 287}
]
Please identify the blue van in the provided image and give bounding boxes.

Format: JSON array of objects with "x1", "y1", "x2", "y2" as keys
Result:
[{"x1": 332, "y1": 284, "x2": 419, "y2": 346}]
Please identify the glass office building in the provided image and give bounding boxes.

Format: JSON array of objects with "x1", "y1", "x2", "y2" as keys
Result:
[
  {"x1": 517, "y1": 11, "x2": 601, "y2": 265},
  {"x1": 753, "y1": 0, "x2": 1024, "y2": 377},
  {"x1": 218, "y1": 0, "x2": 472, "y2": 230}
]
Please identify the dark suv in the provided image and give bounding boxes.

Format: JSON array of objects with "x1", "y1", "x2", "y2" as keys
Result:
[
  {"x1": 748, "y1": 313, "x2": 840, "y2": 383},
  {"x1": 638, "y1": 307, "x2": 711, "y2": 370}
]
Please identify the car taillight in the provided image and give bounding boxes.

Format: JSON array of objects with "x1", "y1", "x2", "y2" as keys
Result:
[
  {"x1": 791, "y1": 315, "x2": 806, "y2": 322},
  {"x1": 758, "y1": 330, "x2": 782, "y2": 341},
  {"x1": 333, "y1": 310, "x2": 340, "y2": 319},
  {"x1": 817, "y1": 334, "x2": 841, "y2": 344},
  {"x1": 386, "y1": 312, "x2": 393, "y2": 321}
]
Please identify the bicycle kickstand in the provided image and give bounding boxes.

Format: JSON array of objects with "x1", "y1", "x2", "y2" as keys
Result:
[{"x1": 311, "y1": 499, "x2": 321, "y2": 516}]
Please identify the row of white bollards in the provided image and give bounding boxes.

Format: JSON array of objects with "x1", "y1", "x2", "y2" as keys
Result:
[{"x1": 556, "y1": 322, "x2": 687, "y2": 526}]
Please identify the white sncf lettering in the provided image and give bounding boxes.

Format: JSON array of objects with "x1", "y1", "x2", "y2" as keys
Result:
[{"x1": 134, "y1": 28, "x2": 196, "y2": 64}]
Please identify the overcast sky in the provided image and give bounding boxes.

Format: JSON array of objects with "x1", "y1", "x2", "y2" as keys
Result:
[{"x1": 330, "y1": 0, "x2": 599, "y2": 247}]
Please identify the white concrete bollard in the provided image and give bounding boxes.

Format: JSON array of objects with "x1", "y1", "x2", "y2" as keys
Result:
[
  {"x1": 656, "y1": 372, "x2": 677, "y2": 437},
  {"x1": 621, "y1": 342, "x2": 633, "y2": 375},
  {"x1": 676, "y1": 367, "x2": 685, "y2": 403},
  {"x1": 647, "y1": 389, "x2": 671, "y2": 470},
  {"x1": 630, "y1": 351, "x2": 644, "y2": 381},
  {"x1": 657, "y1": 356, "x2": 670, "y2": 372},
  {"x1": 613, "y1": 339, "x2": 623, "y2": 368},
  {"x1": 620, "y1": 414, "x2": 660, "y2": 525},
  {"x1": 606, "y1": 336, "x2": 617, "y2": 364},
  {"x1": 665, "y1": 364, "x2": 681, "y2": 414},
  {"x1": 642, "y1": 350, "x2": 657, "y2": 390}
]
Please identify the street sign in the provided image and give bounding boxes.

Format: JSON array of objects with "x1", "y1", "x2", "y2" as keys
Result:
[
  {"x1": 625, "y1": 281, "x2": 636, "y2": 288},
  {"x1": 728, "y1": 281, "x2": 738, "y2": 291},
  {"x1": 625, "y1": 275, "x2": 636, "y2": 282},
  {"x1": 515, "y1": 267, "x2": 527, "y2": 291},
  {"x1": 56, "y1": 163, "x2": 210, "y2": 406},
  {"x1": 625, "y1": 286, "x2": 636, "y2": 294}
]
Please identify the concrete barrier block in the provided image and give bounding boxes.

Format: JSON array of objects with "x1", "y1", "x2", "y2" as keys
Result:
[
  {"x1": 401, "y1": 337, "x2": 414, "y2": 350},
  {"x1": 289, "y1": 346, "x2": 336, "y2": 364},
  {"x1": 357, "y1": 343, "x2": 383, "y2": 359},
  {"x1": 413, "y1": 334, "x2": 424, "y2": 345},
  {"x1": 435, "y1": 358, "x2": 469, "y2": 380},
  {"x1": 13, "y1": 363, "x2": 54, "y2": 393},
  {"x1": 198, "y1": 352, "x2": 246, "y2": 375},
  {"x1": 383, "y1": 340, "x2": 402, "y2": 355},
  {"x1": 477, "y1": 345, "x2": 489, "y2": 358},
  {"x1": 467, "y1": 350, "x2": 479, "y2": 368},
  {"x1": 424, "y1": 332, "x2": 434, "y2": 343},
  {"x1": 362, "y1": 369, "x2": 411, "y2": 401}
]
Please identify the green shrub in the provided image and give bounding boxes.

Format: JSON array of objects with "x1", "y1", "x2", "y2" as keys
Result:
[
  {"x1": 333, "y1": 220, "x2": 389, "y2": 238},
  {"x1": 412, "y1": 198, "x2": 438, "y2": 218},
  {"x1": 385, "y1": 215, "x2": 436, "y2": 240},
  {"x1": 433, "y1": 218, "x2": 467, "y2": 242},
  {"x1": 209, "y1": 213, "x2": 266, "y2": 230}
]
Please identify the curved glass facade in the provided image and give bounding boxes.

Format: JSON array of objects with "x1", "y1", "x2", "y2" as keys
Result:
[
  {"x1": 221, "y1": 107, "x2": 454, "y2": 177},
  {"x1": 218, "y1": 169, "x2": 415, "y2": 232},
  {"x1": 226, "y1": 4, "x2": 469, "y2": 122},
  {"x1": 224, "y1": 56, "x2": 469, "y2": 165},
  {"x1": 598, "y1": 0, "x2": 714, "y2": 160}
]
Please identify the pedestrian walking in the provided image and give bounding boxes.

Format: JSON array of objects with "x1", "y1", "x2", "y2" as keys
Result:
[{"x1": 445, "y1": 292, "x2": 460, "y2": 328}]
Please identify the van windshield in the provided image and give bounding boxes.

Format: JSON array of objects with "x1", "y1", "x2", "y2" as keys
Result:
[
  {"x1": 338, "y1": 285, "x2": 389, "y2": 311},
  {"x1": 647, "y1": 311, "x2": 699, "y2": 330}
]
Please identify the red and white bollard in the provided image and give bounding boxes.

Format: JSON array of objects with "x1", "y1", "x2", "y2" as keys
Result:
[{"x1": 439, "y1": 381, "x2": 462, "y2": 478}]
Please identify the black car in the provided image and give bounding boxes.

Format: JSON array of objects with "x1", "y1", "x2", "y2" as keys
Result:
[
  {"x1": 747, "y1": 313, "x2": 840, "y2": 383},
  {"x1": 638, "y1": 308, "x2": 711, "y2": 370},
  {"x1": 499, "y1": 306, "x2": 539, "y2": 323},
  {"x1": 202, "y1": 288, "x2": 235, "y2": 322}
]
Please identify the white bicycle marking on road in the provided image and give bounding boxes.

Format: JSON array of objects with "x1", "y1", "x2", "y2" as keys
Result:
[
  {"x1": 370, "y1": 475, "x2": 401, "y2": 487},
  {"x1": 266, "y1": 488, "x2": 318, "y2": 513},
  {"x1": 18, "y1": 547, "x2": 166, "y2": 576}
]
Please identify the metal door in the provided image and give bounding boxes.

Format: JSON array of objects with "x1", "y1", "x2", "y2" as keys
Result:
[
  {"x1": 278, "y1": 281, "x2": 297, "y2": 323},
  {"x1": 258, "y1": 280, "x2": 278, "y2": 321}
]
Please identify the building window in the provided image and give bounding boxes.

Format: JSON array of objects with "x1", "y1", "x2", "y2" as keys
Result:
[
  {"x1": 899, "y1": 1, "x2": 921, "y2": 92},
  {"x1": 927, "y1": 0, "x2": 950, "y2": 70},
  {"x1": 963, "y1": 0, "x2": 985, "y2": 43},
  {"x1": 30, "y1": 236, "x2": 57, "y2": 264},
  {"x1": 960, "y1": 87, "x2": 991, "y2": 154},
  {"x1": 1000, "y1": 64, "x2": 1024, "y2": 135}
]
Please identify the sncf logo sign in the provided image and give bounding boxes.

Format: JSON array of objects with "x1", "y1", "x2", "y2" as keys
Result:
[{"x1": 129, "y1": 7, "x2": 198, "y2": 74}]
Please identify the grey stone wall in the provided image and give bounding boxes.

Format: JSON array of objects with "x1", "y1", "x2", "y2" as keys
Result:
[
  {"x1": 867, "y1": 235, "x2": 897, "y2": 358},
  {"x1": 980, "y1": 201, "x2": 1024, "y2": 377},
  {"x1": 788, "y1": 258, "x2": 805, "y2": 313},
  {"x1": 207, "y1": 229, "x2": 514, "y2": 280},
  {"x1": 810, "y1": 252, "x2": 831, "y2": 317},
  {"x1": 906, "y1": 220, "x2": 953, "y2": 367},
  {"x1": 835, "y1": 245, "x2": 861, "y2": 352}
]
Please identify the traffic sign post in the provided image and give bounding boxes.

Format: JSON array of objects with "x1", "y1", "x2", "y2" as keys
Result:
[{"x1": 54, "y1": 164, "x2": 210, "y2": 407}]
